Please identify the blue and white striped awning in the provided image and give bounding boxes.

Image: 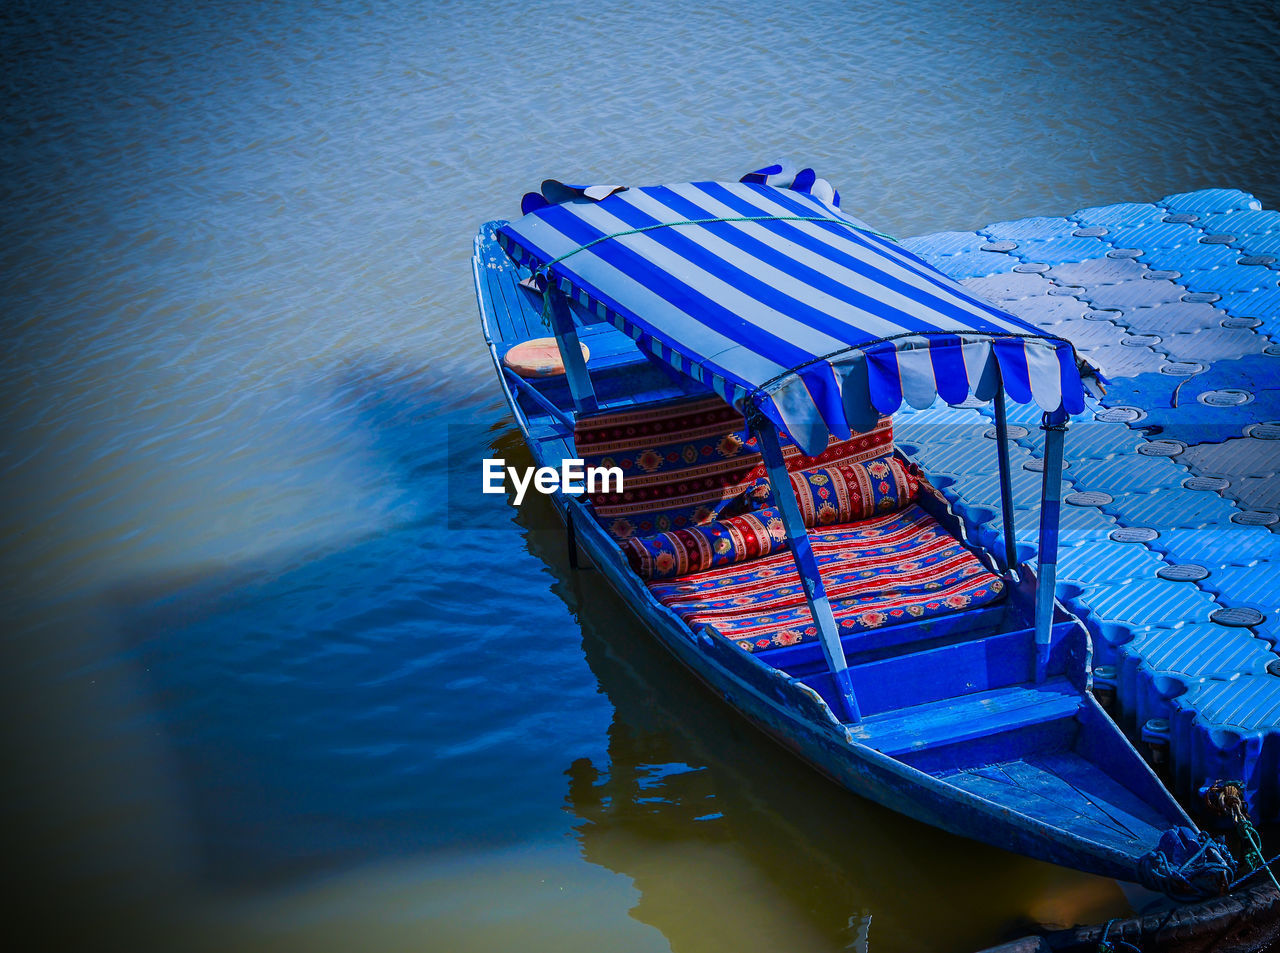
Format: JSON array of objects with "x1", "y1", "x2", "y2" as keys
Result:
[{"x1": 497, "y1": 167, "x2": 1086, "y2": 454}]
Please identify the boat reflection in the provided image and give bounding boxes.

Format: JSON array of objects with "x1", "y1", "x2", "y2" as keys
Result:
[{"x1": 504, "y1": 426, "x2": 1133, "y2": 953}]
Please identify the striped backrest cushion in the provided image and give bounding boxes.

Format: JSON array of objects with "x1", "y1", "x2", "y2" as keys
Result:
[{"x1": 573, "y1": 395, "x2": 894, "y2": 539}]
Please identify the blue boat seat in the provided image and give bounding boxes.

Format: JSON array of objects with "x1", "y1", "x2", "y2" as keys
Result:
[{"x1": 848, "y1": 677, "x2": 1082, "y2": 756}]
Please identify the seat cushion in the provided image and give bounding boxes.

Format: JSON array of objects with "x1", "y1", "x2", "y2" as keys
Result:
[
  {"x1": 574, "y1": 396, "x2": 894, "y2": 538},
  {"x1": 502, "y1": 337, "x2": 589, "y2": 377},
  {"x1": 647, "y1": 504, "x2": 1005, "y2": 653}
]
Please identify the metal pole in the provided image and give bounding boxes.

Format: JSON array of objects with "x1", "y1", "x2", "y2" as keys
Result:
[
  {"x1": 754, "y1": 418, "x2": 861, "y2": 723},
  {"x1": 992, "y1": 381, "x2": 1018, "y2": 572},
  {"x1": 1035, "y1": 409, "x2": 1068, "y2": 682},
  {"x1": 545, "y1": 286, "x2": 598, "y2": 415},
  {"x1": 501, "y1": 366, "x2": 576, "y2": 432}
]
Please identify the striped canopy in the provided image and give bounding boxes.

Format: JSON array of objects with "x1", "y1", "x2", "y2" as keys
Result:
[{"x1": 497, "y1": 169, "x2": 1086, "y2": 454}]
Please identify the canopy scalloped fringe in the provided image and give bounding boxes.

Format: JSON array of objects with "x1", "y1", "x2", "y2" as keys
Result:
[
  {"x1": 498, "y1": 167, "x2": 1088, "y2": 455},
  {"x1": 761, "y1": 333, "x2": 1082, "y2": 454}
]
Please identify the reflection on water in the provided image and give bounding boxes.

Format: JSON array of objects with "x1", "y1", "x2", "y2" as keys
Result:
[
  {"x1": 3, "y1": 0, "x2": 1278, "y2": 949},
  {"x1": 517, "y1": 489, "x2": 1132, "y2": 953}
]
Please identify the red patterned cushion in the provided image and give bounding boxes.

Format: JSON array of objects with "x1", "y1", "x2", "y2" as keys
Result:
[
  {"x1": 648, "y1": 504, "x2": 1005, "y2": 651},
  {"x1": 574, "y1": 396, "x2": 894, "y2": 539},
  {"x1": 621, "y1": 457, "x2": 919, "y2": 580},
  {"x1": 620, "y1": 506, "x2": 789, "y2": 580},
  {"x1": 737, "y1": 455, "x2": 919, "y2": 527}
]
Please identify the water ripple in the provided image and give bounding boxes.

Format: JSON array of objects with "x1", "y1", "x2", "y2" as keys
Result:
[{"x1": 2, "y1": 1, "x2": 1277, "y2": 950}]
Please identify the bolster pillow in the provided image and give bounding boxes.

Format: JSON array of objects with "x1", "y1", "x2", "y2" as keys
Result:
[
  {"x1": 621, "y1": 506, "x2": 789, "y2": 580},
  {"x1": 788, "y1": 455, "x2": 919, "y2": 527}
]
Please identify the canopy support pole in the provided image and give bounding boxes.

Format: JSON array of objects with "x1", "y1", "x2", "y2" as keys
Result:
[
  {"x1": 993, "y1": 382, "x2": 1019, "y2": 573},
  {"x1": 546, "y1": 287, "x2": 597, "y2": 415},
  {"x1": 1034, "y1": 409, "x2": 1068, "y2": 682},
  {"x1": 754, "y1": 420, "x2": 862, "y2": 724}
]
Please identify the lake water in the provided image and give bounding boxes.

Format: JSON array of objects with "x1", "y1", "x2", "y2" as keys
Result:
[{"x1": 4, "y1": 1, "x2": 1279, "y2": 951}]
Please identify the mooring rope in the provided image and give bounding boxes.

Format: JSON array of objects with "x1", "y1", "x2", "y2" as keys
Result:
[
  {"x1": 1097, "y1": 917, "x2": 1143, "y2": 953},
  {"x1": 1202, "y1": 779, "x2": 1280, "y2": 895},
  {"x1": 1228, "y1": 830, "x2": 1280, "y2": 893},
  {"x1": 1137, "y1": 827, "x2": 1236, "y2": 901}
]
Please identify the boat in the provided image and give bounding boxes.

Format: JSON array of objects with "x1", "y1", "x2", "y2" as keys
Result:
[{"x1": 471, "y1": 164, "x2": 1238, "y2": 899}]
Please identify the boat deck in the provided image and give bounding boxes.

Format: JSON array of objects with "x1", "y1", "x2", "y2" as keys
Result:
[{"x1": 899, "y1": 188, "x2": 1280, "y2": 821}]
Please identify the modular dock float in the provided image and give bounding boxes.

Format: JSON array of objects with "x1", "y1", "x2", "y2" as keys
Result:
[{"x1": 898, "y1": 188, "x2": 1280, "y2": 822}]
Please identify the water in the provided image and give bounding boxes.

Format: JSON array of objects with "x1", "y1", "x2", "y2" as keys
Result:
[{"x1": 3, "y1": 1, "x2": 1278, "y2": 950}]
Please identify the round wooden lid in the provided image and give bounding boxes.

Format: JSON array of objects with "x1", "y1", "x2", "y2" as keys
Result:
[{"x1": 502, "y1": 337, "x2": 590, "y2": 378}]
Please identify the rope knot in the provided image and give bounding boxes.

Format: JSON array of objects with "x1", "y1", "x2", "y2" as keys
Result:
[{"x1": 1137, "y1": 827, "x2": 1235, "y2": 901}]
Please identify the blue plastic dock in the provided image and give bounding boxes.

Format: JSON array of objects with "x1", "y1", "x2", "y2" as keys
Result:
[{"x1": 900, "y1": 189, "x2": 1280, "y2": 821}]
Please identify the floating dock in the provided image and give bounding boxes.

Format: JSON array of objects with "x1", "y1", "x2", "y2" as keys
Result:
[{"x1": 897, "y1": 189, "x2": 1280, "y2": 821}]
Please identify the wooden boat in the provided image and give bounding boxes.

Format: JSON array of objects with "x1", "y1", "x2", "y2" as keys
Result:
[{"x1": 471, "y1": 166, "x2": 1237, "y2": 898}]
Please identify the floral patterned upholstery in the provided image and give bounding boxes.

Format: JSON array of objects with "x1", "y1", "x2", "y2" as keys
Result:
[
  {"x1": 647, "y1": 504, "x2": 1005, "y2": 651},
  {"x1": 620, "y1": 457, "x2": 921, "y2": 580},
  {"x1": 762, "y1": 456, "x2": 919, "y2": 528},
  {"x1": 574, "y1": 396, "x2": 894, "y2": 539},
  {"x1": 579, "y1": 396, "x2": 1001, "y2": 643}
]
